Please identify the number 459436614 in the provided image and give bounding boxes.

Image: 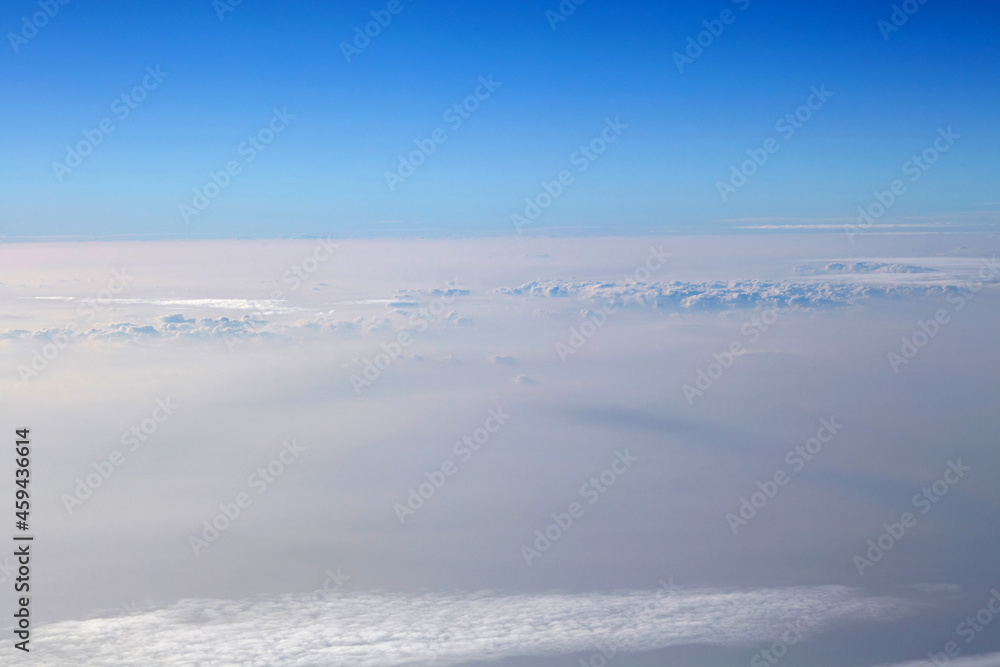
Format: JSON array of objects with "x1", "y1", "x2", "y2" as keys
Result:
[{"x1": 15, "y1": 428, "x2": 30, "y2": 529}]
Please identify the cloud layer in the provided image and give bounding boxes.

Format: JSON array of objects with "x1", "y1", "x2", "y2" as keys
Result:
[
  {"x1": 4, "y1": 236, "x2": 1000, "y2": 665},
  {"x1": 31, "y1": 586, "x2": 913, "y2": 666}
]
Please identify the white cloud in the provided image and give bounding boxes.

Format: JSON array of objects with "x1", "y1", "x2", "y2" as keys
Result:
[
  {"x1": 495, "y1": 278, "x2": 959, "y2": 310},
  {"x1": 28, "y1": 586, "x2": 914, "y2": 666}
]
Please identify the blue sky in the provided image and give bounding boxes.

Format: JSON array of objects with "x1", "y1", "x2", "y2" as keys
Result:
[{"x1": 2, "y1": 0, "x2": 998, "y2": 238}]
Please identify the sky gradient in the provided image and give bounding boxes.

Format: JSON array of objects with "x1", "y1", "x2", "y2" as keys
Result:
[{"x1": 2, "y1": 0, "x2": 998, "y2": 239}]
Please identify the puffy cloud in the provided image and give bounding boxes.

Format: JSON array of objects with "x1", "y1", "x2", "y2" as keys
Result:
[
  {"x1": 394, "y1": 286, "x2": 471, "y2": 299},
  {"x1": 492, "y1": 255, "x2": 998, "y2": 311},
  {"x1": 0, "y1": 328, "x2": 31, "y2": 340},
  {"x1": 489, "y1": 355, "x2": 517, "y2": 365},
  {"x1": 447, "y1": 311, "x2": 474, "y2": 326},
  {"x1": 493, "y1": 276, "x2": 996, "y2": 310},
  {"x1": 794, "y1": 261, "x2": 935, "y2": 275}
]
